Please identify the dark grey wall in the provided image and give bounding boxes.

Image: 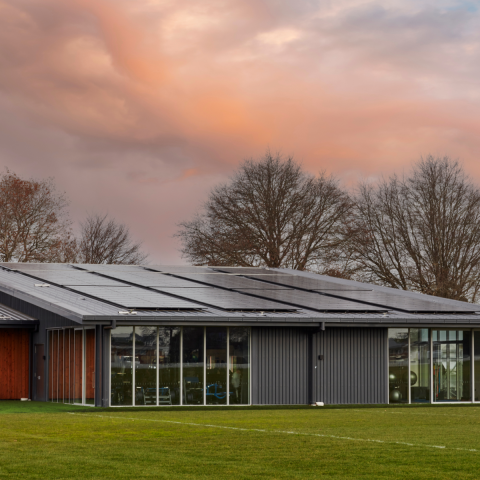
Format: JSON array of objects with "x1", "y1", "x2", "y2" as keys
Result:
[
  {"x1": 251, "y1": 326, "x2": 388, "y2": 405},
  {"x1": 314, "y1": 327, "x2": 388, "y2": 405},
  {"x1": 251, "y1": 327, "x2": 309, "y2": 405}
]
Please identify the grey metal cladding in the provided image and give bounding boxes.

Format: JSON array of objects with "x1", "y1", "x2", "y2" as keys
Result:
[
  {"x1": 66, "y1": 286, "x2": 204, "y2": 309},
  {"x1": 314, "y1": 328, "x2": 388, "y2": 404},
  {"x1": 93, "y1": 271, "x2": 212, "y2": 288},
  {"x1": 235, "y1": 289, "x2": 386, "y2": 312},
  {"x1": 331, "y1": 291, "x2": 478, "y2": 313},
  {"x1": 235, "y1": 273, "x2": 371, "y2": 291},
  {"x1": 173, "y1": 273, "x2": 293, "y2": 290},
  {"x1": 251, "y1": 327, "x2": 309, "y2": 405},
  {"x1": 153, "y1": 287, "x2": 297, "y2": 311},
  {"x1": 0, "y1": 301, "x2": 36, "y2": 322}
]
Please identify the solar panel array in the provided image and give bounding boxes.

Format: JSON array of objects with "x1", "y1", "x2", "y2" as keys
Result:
[{"x1": 1, "y1": 263, "x2": 477, "y2": 314}]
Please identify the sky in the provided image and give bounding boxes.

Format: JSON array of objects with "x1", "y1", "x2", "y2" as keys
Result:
[{"x1": 1, "y1": 0, "x2": 480, "y2": 264}]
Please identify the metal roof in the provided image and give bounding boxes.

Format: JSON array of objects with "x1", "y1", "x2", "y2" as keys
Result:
[
  {"x1": 0, "y1": 301, "x2": 37, "y2": 326},
  {"x1": 0, "y1": 263, "x2": 479, "y2": 327}
]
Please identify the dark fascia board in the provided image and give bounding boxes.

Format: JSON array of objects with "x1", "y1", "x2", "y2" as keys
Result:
[
  {"x1": 0, "y1": 320, "x2": 38, "y2": 328},
  {"x1": 0, "y1": 282, "x2": 84, "y2": 325},
  {"x1": 272, "y1": 268, "x2": 480, "y2": 312}
]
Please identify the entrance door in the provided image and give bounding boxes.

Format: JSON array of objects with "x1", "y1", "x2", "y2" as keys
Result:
[{"x1": 34, "y1": 344, "x2": 45, "y2": 401}]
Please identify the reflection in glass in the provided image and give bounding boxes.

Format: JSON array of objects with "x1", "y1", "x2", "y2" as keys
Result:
[
  {"x1": 135, "y1": 327, "x2": 157, "y2": 405},
  {"x1": 59, "y1": 330, "x2": 64, "y2": 403},
  {"x1": 74, "y1": 330, "x2": 83, "y2": 403},
  {"x1": 111, "y1": 327, "x2": 133, "y2": 406},
  {"x1": 85, "y1": 329, "x2": 95, "y2": 405},
  {"x1": 48, "y1": 331, "x2": 54, "y2": 401},
  {"x1": 69, "y1": 330, "x2": 74, "y2": 403},
  {"x1": 183, "y1": 327, "x2": 204, "y2": 405},
  {"x1": 388, "y1": 328, "x2": 409, "y2": 403},
  {"x1": 158, "y1": 327, "x2": 181, "y2": 405},
  {"x1": 410, "y1": 329, "x2": 430, "y2": 403},
  {"x1": 229, "y1": 327, "x2": 250, "y2": 405},
  {"x1": 433, "y1": 330, "x2": 471, "y2": 402},
  {"x1": 64, "y1": 330, "x2": 71, "y2": 404},
  {"x1": 475, "y1": 332, "x2": 480, "y2": 401},
  {"x1": 206, "y1": 327, "x2": 227, "y2": 405}
]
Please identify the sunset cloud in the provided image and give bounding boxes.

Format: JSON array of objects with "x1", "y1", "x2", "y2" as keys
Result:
[{"x1": 0, "y1": 0, "x2": 479, "y2": 262}]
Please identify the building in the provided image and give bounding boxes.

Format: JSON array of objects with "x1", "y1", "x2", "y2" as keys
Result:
[{"x1": 1, "y1": 262, "x2": 480, "y2": 406}]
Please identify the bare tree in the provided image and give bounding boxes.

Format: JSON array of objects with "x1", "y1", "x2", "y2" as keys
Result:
[
  {"x1": 0, "y1": 170, "x2": 71, "y2": 262},
  {"x1": 176, "y1": 151, "x2": 353, "y2": 272},
  {"x1": 77, "y1": 213, "x2": 148, "y2": 265},
  {"x1": 351, "y1": 156, "x2": 480, "y2": 302}
]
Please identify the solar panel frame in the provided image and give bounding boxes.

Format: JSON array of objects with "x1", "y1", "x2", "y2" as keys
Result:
[
  {"x1": 171, "y1": 273, "x2": 294, "y2": 290},
  {"x1": 13, "y1": 271, "x2": 127, "y2": 286},
  {"x1": 65, "y1": 285, "x2": 204, "y2": 309},
  {"x1": 152, "y1": 287, "x2": 298, "y2": 311},
  {"x1": 89, "y1": 271, "x2": 213, "y2": 288},
  {"x1": 233, "y1": 289, "x2": 387, "y2": 312}
]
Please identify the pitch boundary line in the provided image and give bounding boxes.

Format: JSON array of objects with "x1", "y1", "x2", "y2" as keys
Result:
[{"x1": 67, "y1": 413, "x2": 477, "y2": 453}]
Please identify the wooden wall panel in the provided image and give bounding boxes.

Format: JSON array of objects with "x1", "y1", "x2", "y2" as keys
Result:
[{"x1": 0, "y1": 329, "x2": 30, "y2": 400}]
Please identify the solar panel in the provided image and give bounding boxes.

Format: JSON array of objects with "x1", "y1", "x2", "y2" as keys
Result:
[
  {"x1": 328, "y1": 290, "x2": 479, "y2": 313},
  {"x1": 213, "y1": 267, "x2": 281, "y2": 275},
  {"x1": 148, "y1": 265, "x2": 220, "y2": 274},
  {"x1": 1, "y1": 263, "x2": 75, "y2": 272},
  {"x1": 93, "y1": 271, "x2": 212, "y2": 288},
  {"x1": 153, "y1": 287, "x2": 297, "y2": 311},
  {"x1": 72, "y1": 264, "x2": 146, "y2": 272},
  {"x1": 234, "y1": 289, "x2": 386, "y2": 312},
  {"x1": 172, "y1": 273, "x2": 293, "y2": 290},
  {"x1": 229, "y1": 273, "x2": 371, "y2": 291},
  {"x1": 66, "y1": 286, "x2": 203, "y2": 309},
  {"x1": 12, "y1": 271, "x2": 126, "y2": 286}
]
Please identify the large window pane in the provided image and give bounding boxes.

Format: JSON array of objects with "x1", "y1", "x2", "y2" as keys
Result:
[
  {"x1": 229, "y1": 327, "x2": 250, "y2": 405},
  {"x1": 111, "y1": 327, "x2": 133, "y2": 406},
  {"x1": 183, "y1": 327, "x2": 204, "y2": 405},
  {"x1": 48, "y1": 331, "x2": 54, "y2": 401},
  {"x1": 433, "y1": 330, "x2": 471, "y2": 402},
  {"x1": 69, "y1": 330, "x2": 75, "y2": 403},
  {"x1": 135, "y1": 327, "x2": 157, "y2": 406},
  {"x1": 158, "y1": 327, "x2": 181, "y2": 406},
  {"x1": 85, "y1": 329, "x2": 95, "y2": 405},
  {"x1": 74, "y1": 330, "x2": 83, "y2": 403},
  {"x1": 388, "y1": 328, "x2": 409, "y2": 403},
  {"x1": 206, "y1": 327, "x2": 227, "y2": 405},
  {"x1": 475, "y1": 332, "x2": 480, "y2": 401},
  {"x1": 64, "y1": 330, "x2": 71, "y2": 404},
  {"x1": 59, "y1": 331, "x2": 64, "y2": 403},
  {"x1": 410, "y1": 328, "x2": 430, "y2": 403}
]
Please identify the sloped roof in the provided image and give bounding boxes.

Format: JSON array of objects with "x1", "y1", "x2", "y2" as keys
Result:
[{"x1": 0, "y1": 263, "x2": 478, "y2": 327}]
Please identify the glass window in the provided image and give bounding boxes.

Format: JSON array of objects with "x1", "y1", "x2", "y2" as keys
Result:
[
  {"x1": 74, "y1": 330, "x2": 83, "y2": 404},
  {"x1": 64, "y1": 330, "x2": 71, "y2": 404},
  {"x1": 48, "y1": 331, "x2": 53, "y2": 401},
  {"x1": 59, "y1": 330, "x2": 64, "y2": 403},
  {"x1": 410, "y1": 328, "x2": 430, "y2": 403},
  {"x1": 158, "y1": 327, "x2": 181, "y2": 406},
  {"x1": 433, "y1": 330, "x2": 471, "y2": 402},
  {"x1": 183, "y1": 327, "x2": 204, "y2": 405},
  {"x1": 206, "y1": 327, "x2": 227, "y2": 405},
  {"x1": 111, "y1": 327, "x2": 133, "y2": 406},
  {"x1": 68, "y1": 330, "x2": 74, "y2": 403},
  {"x1": 388, "y1": 328, "x2": 409, "y2": 403},
  {"x1": 85, "y1": 329, "x2": 95, "y2": 405},
  {"x1": 135, "y1": 327, "x2": 157, "y2": 406},
  {"x1": 229, "y1": 327, "x2": 250, "y2": 405},
  {"x1": 475, "y1": 332, "x2": 480, "y2": 402}
]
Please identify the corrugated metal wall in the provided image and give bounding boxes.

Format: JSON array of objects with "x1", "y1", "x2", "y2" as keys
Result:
[
  {"x1": 251, "y1": 327, "x2": 388, "y2": 405},
  {"x1": 314, "y1": 328, "x2": 388, "y2": 405},
  {"x1": 251, "y1": 327, "x2": 309, "y2": 405}
]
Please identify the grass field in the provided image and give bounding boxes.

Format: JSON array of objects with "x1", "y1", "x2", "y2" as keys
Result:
[{"x1": 1, "y1": 402, "x2": 480, "y2": 479}]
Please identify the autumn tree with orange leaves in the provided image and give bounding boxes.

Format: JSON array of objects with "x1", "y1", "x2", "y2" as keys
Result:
[{"x1": 0, "y1": 170, "x2": 73, "y2": 263}]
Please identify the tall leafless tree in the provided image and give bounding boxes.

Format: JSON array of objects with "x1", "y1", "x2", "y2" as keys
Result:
[
  {"x1": 351, "y1": 156, "x2": 480, "y2": 302},
  {"x1": 176, "y1": 152, "x2": 353, "y2": 272},
  {"x1": 0, "y1": 170, "x2": 72, "y2": 262},
  {"x1": 77, "y1": 213, "x2": 148, "y2": 265}
]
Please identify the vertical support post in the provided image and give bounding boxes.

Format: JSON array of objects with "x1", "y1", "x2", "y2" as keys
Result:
[
  {"x1": 226, "y1": 327, "x2": 230, "y2": 406},
  {"x1": 472, "y1": 329, "x2": 474, "y2": 403},
  {"x1": 180, "y1": 327, "x2": 183, "y2": 406},
  {"x1": 430, "y1": 329, "x2": 434, "y2": 404},
  {"x1": 408, "y1": 329, "x2": 411, "y2": 405},
  {"x1": 156, "y1": 327, "x2": 159, "y2": 407},
  {"x1": 203, "y1": 326, "x2": 206, "y2": 406},
  {"x1": 132, "y1": 326, "x2": 136, "y2": 407}
]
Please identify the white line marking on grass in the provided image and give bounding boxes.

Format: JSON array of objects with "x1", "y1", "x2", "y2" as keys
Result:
[{"x1": 66, "y1": 413, "x2": 477, "y2": 453}]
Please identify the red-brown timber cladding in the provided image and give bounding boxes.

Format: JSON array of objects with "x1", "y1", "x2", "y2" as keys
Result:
[{"x1": 0, "y1": 329, "x2": 29, "y2": 399}]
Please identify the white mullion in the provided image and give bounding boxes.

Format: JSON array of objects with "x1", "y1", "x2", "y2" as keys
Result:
[
  {"x1": 226, "y1": 327, "x2": 230, "y2": 406},
  {"x1": 63, "y1": 329, "x2": 65, "y2": 403},
  {"x1": 180, "y1": 327, "x2": 183, "y2": 406},
  {"x1": 203, "y1": 327, "x2": 206, "y2": 406},
  {"x1": 132, "y1": 326, "x2": 136, "y2": 407},
  {"x1": 249, "y1": 327, "x2": 252, "y2": 406},
  {"x1": 156, "y1": 327, "x2": 159, "y2": 407},
  {"x1": 472, "y1": 330, "x2": 474, "y2": 403},
  {"x1": 430, "y1": 329, "x2": 434, "y2": 404},
  {"x1": 83, "y1": 329, "x2": 86, "y2": 405}
]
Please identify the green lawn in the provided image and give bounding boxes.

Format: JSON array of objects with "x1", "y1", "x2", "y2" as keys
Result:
[{"x1": 1, "y1": 402, "x2": 480, "y2": 479}]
